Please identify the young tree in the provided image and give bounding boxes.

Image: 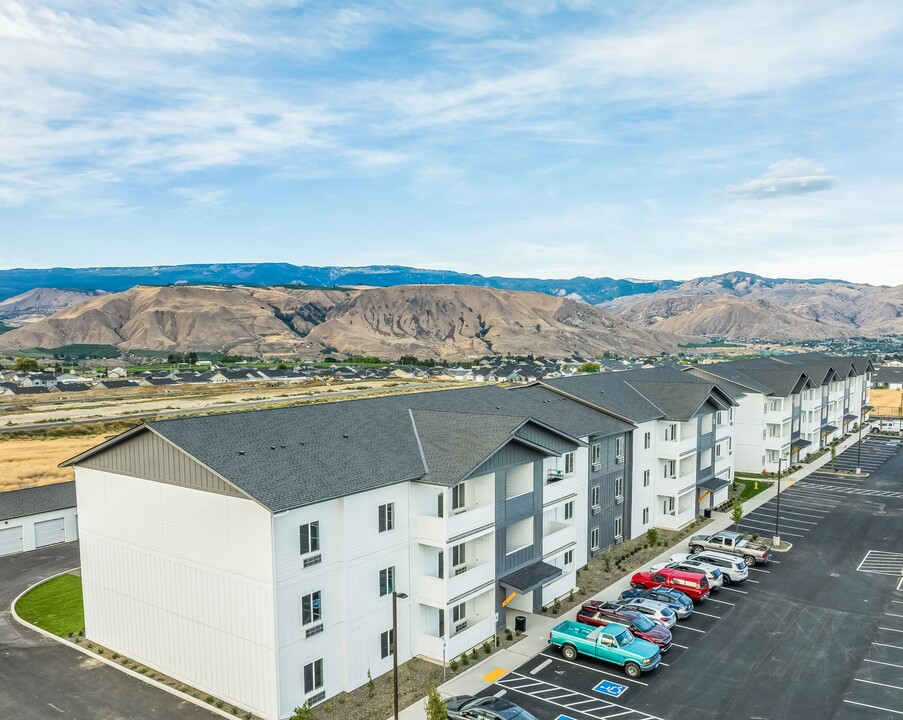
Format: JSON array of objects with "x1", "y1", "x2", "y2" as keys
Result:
[
  {"x1": 424, "y1": 687, "x2": 448, "y2": 720},
  {"x1": 830, "y1": 444, "x2": 837, "y2": 471},
  {"x1": 291, "y1": 703, "x2": 312, "y2": 720},
  {"x1": 731, "y1": 499, "x2": 743, "y2": 532},
  {"x1": 14, "y1": 357, "x2": 39, "y2": 373}
]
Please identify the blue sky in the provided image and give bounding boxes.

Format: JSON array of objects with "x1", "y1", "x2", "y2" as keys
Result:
[{"x1": 2, "y1": 1, "x2": 902, "y2": 284}]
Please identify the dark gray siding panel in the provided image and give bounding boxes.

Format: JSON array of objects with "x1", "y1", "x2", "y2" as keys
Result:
[
  {"x1": 513, "y1": 425, "x2": 579, "y2": 455},
  {"x1": 470, "y1": 443, "x2": 546, "y2": 478},
  {"x1": 80, "y1": 430, "x2": 244, "y2": 498}
]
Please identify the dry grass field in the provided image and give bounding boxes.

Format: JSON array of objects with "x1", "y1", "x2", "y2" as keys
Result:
[
  {"x1": 870, "y1": 388, "x2": 903, "y2": 417},
  {"x1": 0, "y1": 435, "x2": 106, "y2": 492}
]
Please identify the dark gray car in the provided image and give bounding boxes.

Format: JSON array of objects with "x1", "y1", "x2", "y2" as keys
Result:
[{"x1": 445, "y1": 695, "x2": 539, "y2": 720}]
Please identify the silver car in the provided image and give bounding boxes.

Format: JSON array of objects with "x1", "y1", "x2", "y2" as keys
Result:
[
  {"x1": 614, "y1": 597, "x2": 677, "y2": 628},
  {"x1": 671, "y1": 551, "x2": 749, "y2": 585}
]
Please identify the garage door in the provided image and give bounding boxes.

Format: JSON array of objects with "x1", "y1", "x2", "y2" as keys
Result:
[
  {"x1": 0, "y1": 526, "x2": 24, "y2": 556},
  {"x1": 34, "y1": 518, "x2": 66, "y2": 548}
]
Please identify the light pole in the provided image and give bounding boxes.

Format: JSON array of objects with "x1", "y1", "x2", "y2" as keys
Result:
[
  {"x1": 856, "y1": 420, "x2": 863, "y2": 475},
  {"x1": 773, "y1": 457, "x2": 783, "y2": 548},
  {"x1": 392, "y1": 590, "x2": 408, "y2": 720}
]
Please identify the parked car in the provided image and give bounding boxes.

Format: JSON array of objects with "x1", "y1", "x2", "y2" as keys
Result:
[
  {"x1": 688, "y1": 530, "x2": 772, "y2": 566},
  {"x1": 670, "y1": 551, "x2": 749, "y2": 585},
  {"x1": 651, "y1": 561, "x2": 723, "y2": 591},
  {"x1": 549, "y1": 620, "x2": 661, "y2": 678},
  {"x1": 631, "y1": 567, "x2": 710, "y2": 602},
  {"x1": 618, "y1": 587, "x2": 694, "y2": 619},
  {"x1": 613, "y1": 595, "x2": 680, "y2": 627},
  {"x1": 446, "y1": 695, "x2": 539, "y2": 720},
  {"x1": 576, "y1": 600, "x2": 673, "y2": 651}
]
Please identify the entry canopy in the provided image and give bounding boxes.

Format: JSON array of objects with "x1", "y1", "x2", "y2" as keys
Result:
[
  {"x1": 697, "y1": 477, "x2": 731, "y2": 492},
  {"x1": 500, "y1": 561, "x2": 562, "y2": 594},
  {"x1": 792, "y1": 438, "x2": 812, "y2": 450}
]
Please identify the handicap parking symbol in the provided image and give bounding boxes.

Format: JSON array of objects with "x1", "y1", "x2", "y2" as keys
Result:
[{"x1": 594, "y1": 679, "x2": 628, "y2": 698}]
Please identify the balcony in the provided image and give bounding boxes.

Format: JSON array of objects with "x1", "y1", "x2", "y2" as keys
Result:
[
  {"x1": 656, "y1": 504, "x2": 695, "y2": 531},
  {"x1": 542, "y1": 474, "x2": 578, "y2": 505},
  {"x1": 542, "y1": 521, "x2": 574, "y2": 555},
  {"x1": 658, "y1": 435, "x2": 697, "y2": 459},
  {"x1": 656, "y1": 469, "x2": 696, "y2": 498},
  {"x1": 415, "y1": 503, "x2": 495, "y2": 545},
  {"x1": 448, "y1": 560, "x2": 495, "y2": 600}
]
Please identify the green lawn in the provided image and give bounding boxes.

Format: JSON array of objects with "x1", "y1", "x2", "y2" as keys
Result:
[
  {"x1": 734, "y1": 477, "x2": 773, "y2": 501},
  {"x1": 15, "y1": 573, "x2": 84, "y2": 637}
]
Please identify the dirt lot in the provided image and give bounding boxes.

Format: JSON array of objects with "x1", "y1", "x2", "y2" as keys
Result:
[
  {"x1": 870, "y1": 387, "x2": 903, "y2": 416},
  {"x1": 0, "y1": 434, "x2": 108, "y2": 491}
]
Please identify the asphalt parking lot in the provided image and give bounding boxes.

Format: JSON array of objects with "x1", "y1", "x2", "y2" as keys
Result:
[{"x1": 478, "y1": 436, "x2": 903, "y2": 720}]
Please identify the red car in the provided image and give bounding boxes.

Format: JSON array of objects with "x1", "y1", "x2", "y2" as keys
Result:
[
  {"x1": 630, "y1": 567, "x2": 710, "y2": 602},
  {"x1": 576, "y1": 600, "x2": 672, "y2": 652}
]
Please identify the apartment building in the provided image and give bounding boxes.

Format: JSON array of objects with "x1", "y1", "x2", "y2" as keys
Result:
[
  {"x1": 687, "y1": 354, "x2": 872, "y2": 473},
  {"x1": 543, "y1": 367, "x2": 737, "y2": 531},
  {"x1": 63, "y1": 385, "x2": 635, "y2": 718}
]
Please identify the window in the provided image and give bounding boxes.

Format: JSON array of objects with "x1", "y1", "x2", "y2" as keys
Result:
[
  {"x1": 299, "y1": 521, "x2": 320, "y2": 555},
  {"x1": 378, "y1": 503, "x2": 394, "y2": 532},
  {"x1": 614, "y1": 477, "x2": 624, "y2": 498},
  {"x1": 643, "y1": 469, "x2": 650, "y2": 487},
  {"x1": 452, "y1": 483, "x2": 466, "y2": 511},
  {"x1": 614, "y1": 516, "x2": 622, "y2": 538},
  {"x1": 452, "y1": 602, "x2": 466, "y2": 623},
  {"x1": 564, "y1": 501, "x2": 574, "y2": 520},
  {"x1": 591, "y1": 485, "x2": 600, "y2": 507},
  {"x1": 644, "y1": 432, "x2": 651, "y2": 449},
  {"x1": 642, "y1": 507, "x2": 649, "y2": 524},
  {"x1": 438, "y1": 609, "x2": 445, "y2": 638},
  {"x1": 437, "y1": 492, "x2": 444, "y2": 518},
  {"x1": 303, "y1": 659, "x2": 324, "y2": 694},
  {"x1": 591, "y1": 527, "x2": 600, "y2": 550},
  {"x1": 438, "y1": 549, "x2": 444, "y2": 579},
  {"x1": 665, "y1": 424, "x2": 677, "y2": 441},
  {"x1": 664, "y1": 460, "x2": 675, "y2": 478},
  {"x1": 380, "y1": 629, "x2": 394, "y2": 659},
  {"x1": 591, "y1": 443, "x2": 601, "y2": 467},
  {"x1": 379, "y1": 566, "x2": 395, "y2": 597},
  {"x1": 301, "y1": 591, "x2": 321, "y2": 625},
  {"x1": 564, "y1": 549, "x2": 574, "y2": 566},
  {"x1": 615, "y1": 437, "x2": 623, "y2": 456},
  {"x1": 452, "y1": 543, "x2": 466, "y2": 567},
  {"x1": 564, "y1": 452, "x2": 575, "y2": 475}
]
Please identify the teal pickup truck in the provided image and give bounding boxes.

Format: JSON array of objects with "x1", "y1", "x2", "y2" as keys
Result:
[{"x1": 548, "y1": 620, "x2": 661, "y2": 678}]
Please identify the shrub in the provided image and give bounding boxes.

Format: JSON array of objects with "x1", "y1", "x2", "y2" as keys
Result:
[
  {"x1": 515, "y1": 629, "x2": 522, "y2": 637},
  {"x1": 450, "y1": 659, "x2": 459, "y2": 672},
  {"x1": 505, "y1": 629, "x2": 513, "y2": 641},
  {"x1": 552, "y1": 598, "x2": 561, "y2": 615},
  {"x1": 604, "y1": 554, "x2": 612, "y2": 572},
  {"x1": 471, "y1": 648, "x2": 478, "y2": 661},
  {"x1": 482, "y1": 641, "x2": 491, "y2": 655},
  {"x1": 205, "y1": 696, "x2": 214, "y2": 704},
  {"x1": 461, "y1": 653, "x2": 469, "y2": 666},
  {"x1": 367, "y1": 669, "x2": 374, "y2": 699},
  {"x1": 568, "y1": 589, "x2": 574, "y2": 602},
  {"x1": 291, "y1": 703, "x2": 313, "y2": 720},
  {"x1": 216, "y1": 701, "x2": 224, "y2": 709},
  {"x1": 541, "y1": 605, "x2": 548, "y2": 613},
  {"x1": 425, "y1": 686, "x2": 449, "y2": 720},
  {"x1": 752, "y1": 533, "x2": 759, "y2": 541},
  {"x1": 646, "y1": 527, "x2": 660, "y2": 546},
  {"x1": 112, "y1": 652, "x2": 119, "y2": 660}
]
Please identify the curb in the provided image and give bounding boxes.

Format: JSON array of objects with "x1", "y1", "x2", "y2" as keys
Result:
[{"x1": 10, "y1": 571, "x2": 239, "y2": 720}]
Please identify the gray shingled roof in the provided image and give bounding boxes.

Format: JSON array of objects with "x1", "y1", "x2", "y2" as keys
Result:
[
  {"x1": 625, "y1": 380, "x2": 732, "y2": 421},
  {"x1": 542, "y1": 373, "x2": 664, "y2": 423},
  {"x1": 500, "y1": 560, "x2": 562, "y2": 593},
  {"x1": 0, "y1": 481, "x2": 76, "y2": 522}
]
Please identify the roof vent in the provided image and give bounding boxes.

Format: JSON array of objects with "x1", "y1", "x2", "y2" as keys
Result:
[
  {"x1": 343, "y1": 434, "x2": 350, "y2": 439},
  {"x1": 280, "y1": 444, "x2": 286, "y2": 449},
  {"x1": 238, "y1": 451, "x2": 245, "y2": 455},
  {"x1": 270, "y1": 446, "x2": 276, "y2": 450}
]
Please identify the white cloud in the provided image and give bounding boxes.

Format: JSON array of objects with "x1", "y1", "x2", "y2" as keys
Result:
[{"x1": 724, "y1": 159, "x2": 837, "y2": 200}]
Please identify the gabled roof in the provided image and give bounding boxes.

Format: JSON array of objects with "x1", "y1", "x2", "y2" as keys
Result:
[
  {"x1": 0, "y1": 481, "x2": 76, "y2": 522},
  {"x1": 625, "y1": 379, "x2": 733, "y2": 422}
]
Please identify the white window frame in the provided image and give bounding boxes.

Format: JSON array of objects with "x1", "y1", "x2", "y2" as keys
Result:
[
  {"x1": 303, "y1": 658, "x2": 324, "y2": 694},
  {"x1": 451, "y1": 483, "x2": 466, "y2": 511},
  {"x1": 299, "y1": 521, "x2": 320, "y2": 555},
  {"x1": 591, "y1": 443, "x2": 601, "y2": 467},
  {"x1": 643, "y1": 469, "x2": 650, "y2": 487},
  {"x1": 644, "y1": 432, "x2": 651, "y2": 449},
  {"x1": 452, "y1": 602, "x2": 466, "y2": 623},
  {"x1": 591, "y1": 527, "x2": 600, "y2": 550},
  {"x1": 380, "y1": 629, "x2": 394, "y2": 659},
  {"x1": 452, "y1": 543, "x2": 466, "y2": 567},
  {"x1": 301, "y1": 590, "x2": 321, "y2": 625},
  {"x1": 564, "y1": 549, "x2": 574, "y2": 566},
  {"x1": 564, "y1": 500, "x2": 574, "y2": 520},
  {"x1": 591, "y1": 485, "x2": 600, "y2": 508},
  {"x1": 614, "y1": 516, "x2": 623, "y2": 538},
  {"x1": 614, "y1": 476, "x2": 624, "y2": 498},
  {"x1": 642, "y1": 507, "x2": 649, "y2": 524},
  {"x1": 379, "y1": 566, "x2": 395, "y2": 597},
  {"x1": 378, "y1": 502, "x2": 394, "y2": 533},
  {"x1": 564, "y1": 452, "x2": 575, "y2": 475}
]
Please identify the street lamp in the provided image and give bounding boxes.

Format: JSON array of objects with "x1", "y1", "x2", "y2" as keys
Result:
[
  {"x1": 392, "y1": 590, "x2": 408, "y2": 720},
  {"x1": 773, "y1": 457, "x2": 783, "y2": 548},
  {"x1": 856, "y1": 420, "x2": 863, "y2": 475}
]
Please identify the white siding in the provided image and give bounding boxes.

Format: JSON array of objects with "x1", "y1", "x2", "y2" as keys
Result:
[
  {"x1": 75, "y1": 467, "x2": 278, "y2": 720},
  {"x1": 630, "y1": 421, "x2": 657, "y2": 538},
  {"x1": 273, "y1": 483, "x2": 412, "y2": 717}
]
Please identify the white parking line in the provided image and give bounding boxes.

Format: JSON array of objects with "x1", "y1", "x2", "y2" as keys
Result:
[
  {"x1": 749, "y1": 567, "x2": 770, "y2": 573},
  {"x1": 843, "y1": 700, "x2": 903, "y2": 716},
  {"x1": 886, "y1": 613, "x2": 903, "y2": 619},
  {"x1": 740, "y1": 521, "x2": 805, "y2": 538},
  {"x1": 694, "y1": 610, "x2": 721, "y2": 619},
  {"x1": 672, "y1": 642, "x2": 689, "y2": 649},
  {"x1": 708, "y1": 598, "x2": 735, "y2": 606},
  {"x1": 673, "y1": 624, "x2": 706, "y2": 633},
  {"x1": 892, "y1": 600, "x2": 903, "y2": 604},
  {"x1": 865, "y1": 658, "x2": 903, "y2": 669},
  {"x1": 721, "y1": 586, "x2": 748, "y2": 594},
  {"x1": 766, "y1": 508, "x2": 825, "y2": 518},
  {"x1": 531, "y1": 659, "x2": 552, "y2": 675},
  {"x1": 880, "y1": 627, "x2": 903, "y2": 633},
  {"x1": 746, "y1": 513, "x2": 818, "y2": 527},
  {"x1": 854, "y1": 678, "x2": 903, "y2": 692},
  {"x1": 770, "y1": 559, "x2": 781, "y2": 564},
  {"x1": 873, "y1": 642, "x2": 903, "y2": 650},
  {"x1": 745, "y1": 579, "x2": 760, "y2": 584}
]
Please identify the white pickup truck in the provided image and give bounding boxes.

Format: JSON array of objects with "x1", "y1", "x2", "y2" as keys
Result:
[{"x1": 687, "y1": 530, "x2": 772, "y2": 566}]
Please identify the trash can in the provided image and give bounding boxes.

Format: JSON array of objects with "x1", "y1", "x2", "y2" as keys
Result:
[
  {"x1": 703, "y1": 508, "x2": 712, "y2": 518},
  {"x1": 515, "y1": 615, "x2": 527, "y2": 633}
]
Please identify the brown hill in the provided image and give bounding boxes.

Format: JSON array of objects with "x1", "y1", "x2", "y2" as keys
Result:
[
  {"x1": 603, "y1": 272, "x2": 903, "y2": 338},
  {"x1": 0, "y1": 284, "x2": 683, "y2": 360},
  {"x1": 0, "y1": 288, "x2": 106, "y2": 325}
]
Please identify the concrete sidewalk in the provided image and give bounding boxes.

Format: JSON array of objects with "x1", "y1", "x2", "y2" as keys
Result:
[{"x1": 391, "y1": 429, "x2": 870, "y2": 719}]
